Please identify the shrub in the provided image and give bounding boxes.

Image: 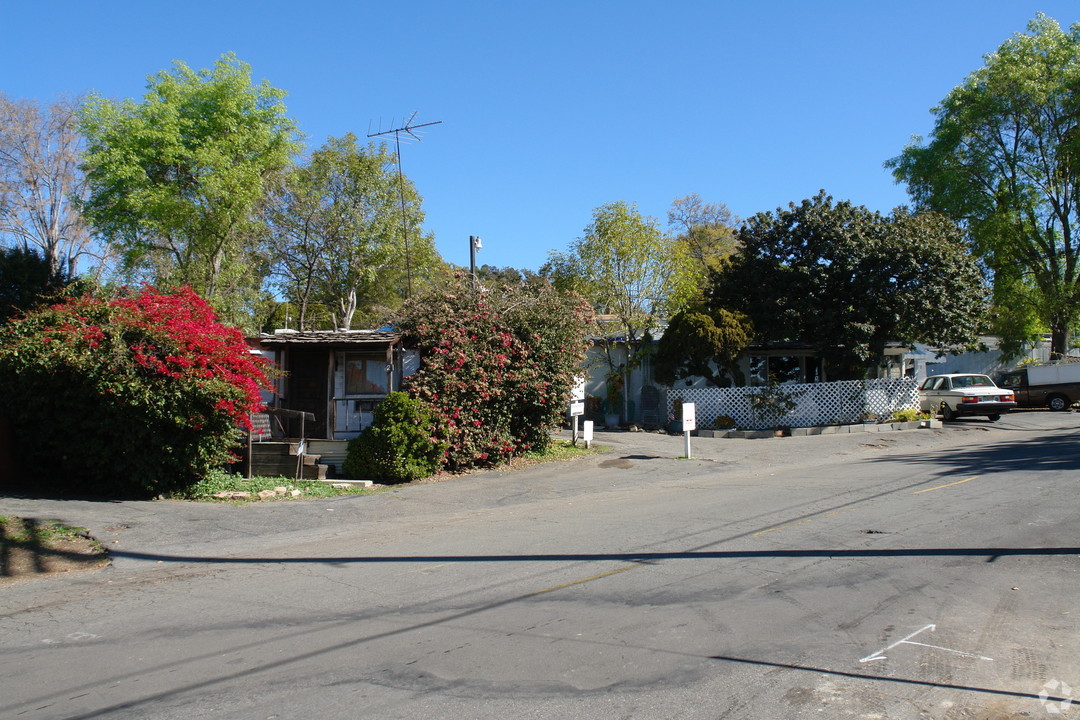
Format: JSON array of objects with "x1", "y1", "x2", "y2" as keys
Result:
[
  {"x1": 711, "y1": 415, "x2": 737, "y2": 430},
  {"x1": 343, "y1": 392, "x2": 447, "y2": 483},
  {"x1": 889, "y1": 407, "x2": 921, "y2": 422},
  {"x1": 395, "y1": 277, "x2": 593, "y2": 471},
  {"x1": 0, "y1": 286, "x2": 271, "y2": 497}
]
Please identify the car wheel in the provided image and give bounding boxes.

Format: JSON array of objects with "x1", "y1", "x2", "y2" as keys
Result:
[
  {"x1": 987, "y1": 413, "x2": 1001, "y2": 421},
  {"x1": 940, "y1": 402, "x2": 957, "y2": 421},
  {"x1": 1047, "y1": 395, "x2": 1069, "y2": 411}
]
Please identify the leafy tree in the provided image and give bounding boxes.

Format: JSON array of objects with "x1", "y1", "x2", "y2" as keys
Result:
[
  {"x1": 0, "y1": 94, "x2": 98, "y2": 278},
  {"x1": 264, "y1": 134, "x2": 439, "y2": 330},
  {"x1": 887, "y1": 14, "x2": 1080, "y2": 358},
  {"x1": 709, "y1": 191, "x2": 985, "y2": 378},
  {"x1": 79, "y1": 53, "x2": 301, "y2": 324},
  {"x1": 0, "y1": 246, "x2": 75, "y2": 324},
  {"x1": 543, "y1": 201, "x2": 698, "y2": 409},
  {"x1": 475, "y1": 264, "x2": 539, "y2": 288},
  {"x1": 395, "y1": 276, "x2": 593, "y2": 471},
  {"x1": 545, "y1": 201, "x2": 696, "y2": 338},
  {"x1": 667, "y1": 193, "x2": 739, "y2": 275},
  {"x1": 0, "y1": 286, "x2": 271, "y2": 497},
  {"x1": 653, "y1": 306, "x2": 753, "y2": 387}
]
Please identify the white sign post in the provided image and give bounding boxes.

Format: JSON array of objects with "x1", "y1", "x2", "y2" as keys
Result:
[
  {"x1": 681, "y1": 402, "x2": 696, "y2": 459},
  {"x1": 583, "y1": 420, "x2": 594, "y2": 448},
  {"x1": 569, "y1": 377, "x2": 586, "y2": 445}
]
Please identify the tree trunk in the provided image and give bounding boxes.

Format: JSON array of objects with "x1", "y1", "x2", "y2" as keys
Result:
[{"x1": 1050, "y1": 322, "x2": 1069, "y2": 360}]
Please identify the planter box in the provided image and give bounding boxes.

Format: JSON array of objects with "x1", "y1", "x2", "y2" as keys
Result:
[
  {"x1": 698, "y1": 429, "x2": 736, "y2": 438},
  {"x1": 734, "y1": 430, "x2": 776, "y2": 439},
  {"x1": 793, "y1": 425, "x2": 839, "y2": 436}
]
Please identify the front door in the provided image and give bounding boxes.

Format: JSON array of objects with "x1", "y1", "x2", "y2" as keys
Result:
[{"x1": 285, "y1": 349, "x2": 328, "y2": 438}]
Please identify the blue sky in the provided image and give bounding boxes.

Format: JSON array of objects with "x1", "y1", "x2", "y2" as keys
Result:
[{"x1": 4, "y1": 1, "x2": 1079, "y2": 272}]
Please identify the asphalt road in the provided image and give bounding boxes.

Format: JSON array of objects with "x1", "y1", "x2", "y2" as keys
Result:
[{"x1": 2, "y1": 411, "x2": 1079, "y2": 719}]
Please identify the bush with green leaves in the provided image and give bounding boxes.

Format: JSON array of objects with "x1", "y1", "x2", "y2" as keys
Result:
[
  {"x1": 0, "y1": 286, "x2": 271, "y2": 497},
  {"x1": 0, "y1": 247, "x2": 74, "y2": 325},
  {"x1": 343, "y1": 392, "x2": 447, "y2": 483},
  {"x1": 395, "y1": 277, "x2": 593, "y2": 471}
]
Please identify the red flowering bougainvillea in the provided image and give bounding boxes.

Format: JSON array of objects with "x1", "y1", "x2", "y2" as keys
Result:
[
  {"x1": 0, "y1": 286, "x2": 271, "y2": 497},
  {"x1": 394, "y1": 277, "x2": 593, "y2": 472}
]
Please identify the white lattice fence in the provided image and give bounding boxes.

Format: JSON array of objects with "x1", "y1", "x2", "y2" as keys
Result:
[{"x1": 666, "y1": 378, "x2": 919, "y2": 430}]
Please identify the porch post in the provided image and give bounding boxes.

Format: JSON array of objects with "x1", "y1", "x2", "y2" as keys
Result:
[
  {"x1": 386, "y1": 344, "x2": 394, "y2": 394},
  {"x1": 326, "y1": 350, "x2": 335, "y2": 440}
]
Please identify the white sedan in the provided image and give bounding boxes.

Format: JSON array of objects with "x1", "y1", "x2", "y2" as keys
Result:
[{"x1": 918, "y1": 373, "x2": 1016, "y2": 421}]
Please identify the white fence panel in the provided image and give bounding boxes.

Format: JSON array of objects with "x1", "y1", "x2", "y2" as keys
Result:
[{"x1": 666, "y1": 378, "x2": 919, "y2": 430}]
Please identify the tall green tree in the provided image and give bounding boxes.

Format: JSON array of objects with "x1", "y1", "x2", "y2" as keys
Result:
[
  {"x1": 544, "y1": 200, "x2": 696, "y2": 344},
  {"x1": 887, "y1": 14, "x2": 1080, "y2": 358},
  {"x1": 543, "y1": 201, "x2": 698, "y2": 420},
  {"x1": 263, "y1": 134, "x2": 438, "y2": 330},
  {"x1": 79, "y1": 53, "x2": 301, "y2": 324},
  {"x1": 709, "y1": 192, "x2": 985, "y2": 378}
]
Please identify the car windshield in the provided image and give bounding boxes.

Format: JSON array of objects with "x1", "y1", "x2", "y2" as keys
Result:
[{"x1": 950, "y1": 375, "x2": 994, "y2": 388}]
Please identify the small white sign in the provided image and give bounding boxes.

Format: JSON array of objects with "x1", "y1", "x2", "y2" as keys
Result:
[
  {"x1": 682, "y1": 403, "x2": 697, "y2": 431},
  {"x1": 570, "y1": 401, "x2": 585, "y2": 416},
  {"x1": 571, "y1": 377, "x2": 586, "y2": 402},
  {"x1": 583, "y1": 420, "x2": 594, "y2": 447}
]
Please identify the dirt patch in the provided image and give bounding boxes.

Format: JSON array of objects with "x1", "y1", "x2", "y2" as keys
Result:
[{"x1": 0, "y1": 517, "x2": 110, "y2": 584}]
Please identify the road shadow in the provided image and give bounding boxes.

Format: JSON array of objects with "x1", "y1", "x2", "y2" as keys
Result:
[
  {"x1": 106, "y1": 545, "x2": 1080, "y2": 566},
  {"x1": 867, "y1": 430, "x2": 1080, "y2": 476},
  {"x1": 0, "y1": 517, "x2": 107, "y2": 578}
]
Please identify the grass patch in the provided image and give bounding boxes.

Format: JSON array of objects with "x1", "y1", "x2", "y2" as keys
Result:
[
  {"x1": 494, "y1": 440, "x2": 610, "y2": 473},
  {"x1": 527, "y1": 440, "x2": 609, "y2": 463},
  {"x1": 0, "y1": 515, "x2": 94, "y2": 544},
  {"x1": 172, "y1": 470, "x2": 382, "y2": 502},
  {"x1": 0, "y1": 516, "x2": 108, "y2": 581},
  {"x1": 176, "y1": 440, "x2": 608, "y2": 498}
]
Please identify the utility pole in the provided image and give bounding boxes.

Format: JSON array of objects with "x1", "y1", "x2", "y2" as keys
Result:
[
  {"x1": 367, "y1": 112, "x2": 441, "y2": 299},
  {"x1": 469, "y1": 235, "x2": 482, "y2": 287}
]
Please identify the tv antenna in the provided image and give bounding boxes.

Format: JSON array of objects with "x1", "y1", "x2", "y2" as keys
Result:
[{"x1": 368, "y1": 112, "x2": 442, "y2": 299}]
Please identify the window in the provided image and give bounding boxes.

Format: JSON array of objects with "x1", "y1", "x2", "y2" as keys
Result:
[
  {"x1": 343, "y1": 353, "x2": 387, "y2": 395},
  {"x1": 749, "y1": 356, "x2": 767, "y2": 386},
  {"x1": 771, "y1": 356, "x2": 801, "y2": 384},
  {"x1": 749, "y1": 354, "x2": 813, "y2": 386}
]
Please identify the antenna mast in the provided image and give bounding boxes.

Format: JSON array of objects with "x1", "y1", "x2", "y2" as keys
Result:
[{"x1": 367, "y1": 112, "x2": 442, "y2": 299}]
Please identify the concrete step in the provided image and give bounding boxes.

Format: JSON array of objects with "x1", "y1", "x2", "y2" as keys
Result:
[
  {"x1": 320, "y1": 479, "x2": 375, "y2": 488},
  {"x1": 249, "y1": 460, "x2": 328, "y2": 481}
]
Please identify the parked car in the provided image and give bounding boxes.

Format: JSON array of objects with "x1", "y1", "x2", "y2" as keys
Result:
[
  {"x1": 918, "y1": 373, "x2": 1016, "y2": 421},
  {"x1": 996, "y1": 364, "x2": 1080, "y2": 411}
]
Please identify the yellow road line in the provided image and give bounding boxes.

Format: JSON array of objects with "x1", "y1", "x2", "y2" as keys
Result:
[
  {"x1": 913, "y1": 476, "x2": 978, "y2": 494},
  {"x1": 530, "y1": 564, "x2": 641, "y2": 596}
]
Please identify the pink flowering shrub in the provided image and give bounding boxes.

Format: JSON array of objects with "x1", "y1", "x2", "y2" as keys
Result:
[
  {"x1": 395, "y1": 278, "x2": 593, "y2": 472},
  {"x1": 0, "y1": 286, "x2": 272, "y2": 497}
]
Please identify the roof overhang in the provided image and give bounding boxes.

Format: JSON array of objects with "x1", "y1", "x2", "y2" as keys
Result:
[{"x1": 253, "y1": 330, "x2": 401, "y2": 349}]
